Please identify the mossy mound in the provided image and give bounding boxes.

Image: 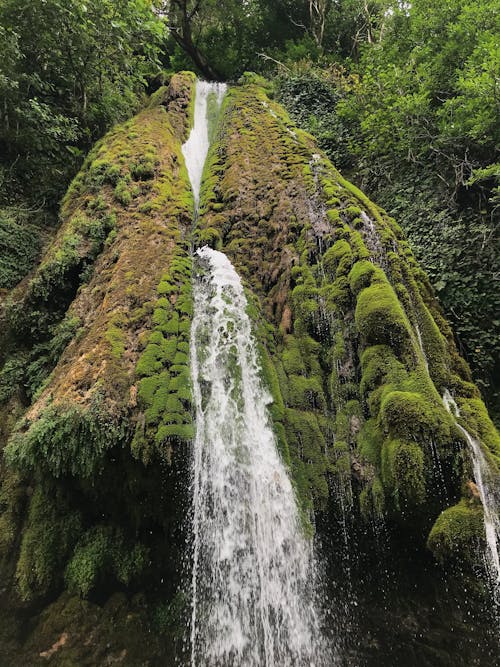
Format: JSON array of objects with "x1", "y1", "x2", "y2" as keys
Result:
[
  {"x1": 0, "y1": 70, "x2": 499, "y2": 658},
  {"x1": 196, "y1": 77, "x2": 500, "y2": 566},
  {"x1": 427, "y1": 499, "x2": 485, "y2": 564},
  {"x1": 0, "y1": 73, "x2": 196, "y2": 625}
]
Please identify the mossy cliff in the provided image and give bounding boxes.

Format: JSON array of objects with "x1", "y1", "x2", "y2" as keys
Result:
[
  {"x1": 196, "y1": 79, "x2": 500, "y2": 565},
  {"x1": 0, "y1": 72, "x2": 195, "y2": 664},
  {"x1": 0, "y1": 72, "x2": 498, "y2": 663}
]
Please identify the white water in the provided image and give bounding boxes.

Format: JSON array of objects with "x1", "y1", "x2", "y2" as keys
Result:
[
  {"x1": 182, "y1": 80, "x2": 226, "y2": 209},
  {"x1": 414, "y1": 322, "x2": 429, "y2": 372},
  {"x1": 443, "y1": 390, "x2": 500, "y2": 597},
  {"x1": 189, "y1": 247, "x2": 330, "y2": 666}
]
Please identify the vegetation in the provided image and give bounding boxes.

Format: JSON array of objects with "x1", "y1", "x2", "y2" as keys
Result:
[{"x1": 0, "y1": 2, "x2": 499, "y2": 662}]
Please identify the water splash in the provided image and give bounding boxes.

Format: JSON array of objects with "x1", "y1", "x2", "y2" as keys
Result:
[
  {"x1": 189, "y1": 246, "x2": 332, "y2": 666},
  {"x1": 443, "y1": 390, "x2": 500, "y2": 601},
  {"x1": 182, "y1": 80, "x2": 226, "y2": 210}
]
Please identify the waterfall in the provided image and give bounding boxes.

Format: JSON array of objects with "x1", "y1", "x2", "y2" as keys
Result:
[
  {"x1": 182, "y1": 79, "x2": 330, "y2": 665},
  {"x1": 182, "y1": 80, "x2": 226, "y2": 210},
  {"x1": 443, "y1": 390, "x2": 500, "y2": 601},
  {"x1": 189, "y1": 247, "x2": 330, "y2": 666}
]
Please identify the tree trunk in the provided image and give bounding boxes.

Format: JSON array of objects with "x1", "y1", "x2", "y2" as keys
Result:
[{"x1": 170, "y1": 29, "x2": 222, "y2": 81}]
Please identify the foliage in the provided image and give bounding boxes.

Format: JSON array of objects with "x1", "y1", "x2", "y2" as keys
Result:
[
  {"x1": 0, "y1": 209, "x2": 42, "y2": 289},
  {"x1": 16, "y1": 484, "x2": 82, "y2": 600},
  {"x1": 0, "y1": 0, "x2": 166, "y2": 207},
  {"x1": 5, "y1": 397, "x2": 126, "y2": 479},
  {"x1": 65, "y1": 525, "x2": 148, "y2": 597}
]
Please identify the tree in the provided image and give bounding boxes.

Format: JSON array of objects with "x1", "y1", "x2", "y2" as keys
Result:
[
  {"x1": 0, "y1": 0, "x2": 166, "y2": 206},
  {"x1": 157, "y1": 0, "x2": 222, "y2": 80}
]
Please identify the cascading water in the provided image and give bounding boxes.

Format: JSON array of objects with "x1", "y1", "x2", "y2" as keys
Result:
[
  {"x1": 182, "y1": 80, "x2": 226, "y2": 210},
  {"x1": 443, "y1": 390, "x2": 500, "y2": 604},
  {"x1": 182, "y1": 81, "x2": 330, "y2": 666},
  {"x1": 190, "y1": 247, "x2": 330, "y2": 666}
]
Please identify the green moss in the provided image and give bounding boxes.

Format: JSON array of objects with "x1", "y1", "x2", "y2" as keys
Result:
[
  {"x1": 323, "y1": 239, "x2": 353, "y2": 277},
  {"x1": 360, "y1": 345, "x2": 406, "y2": 399},
  {"x1": 5, "y1": 397, "x2": 125, "y2": 478},
  {"x1": 16, "y1": 485, "x2": 82, "y2": 600},
  {"x1": 133, "y1": 248, "x2": 193, "y2": 462},
  {"x1": 380, "y1": 390, "x2": 452, "y2": 443},
  {"x1": 381, "y1": 438, "x2": 426, "y2": 507},
  {"x1": 65, "y1": 525, "x2": 148, "y2": 597},
  {"x1": 131, "y1": 158, "x2": 156, "y2": 181},
  {"x1": 358, "y1": 417, "x2": 384, "y2": 466},
  {"x1": 284, "y1": 408, "x2": 329, "y2": 509},
  {"x1": 348, "y1": 260, "x2": 383, "y2": 296},
  {"x1": 360, "y1": 477, "x2": 386, "y2": 521},
  {"x1": 427, "y1": 499, "x2": 484, "y2": 564},
  {"x1": 355, "y1": 280, "x2": 412, "y2": 354},
  {"x1": 458, "y1": 398, "x2": 500, "y2": 465},
  {"x1": 105, "y1": 322, "x2": 126, "y2": 359},
  {"x1": 282, "y1": 340, "x2": 307, "y2": 376},
  {"x1": 287, "y1": 374, "x2": 325, "y2": 410},
  {"x1": 114, "y1": 179, "x2": 132, "y2": 206},
  {"x1": 156, "y1": 423, "x2": 194, "y2": 442}
]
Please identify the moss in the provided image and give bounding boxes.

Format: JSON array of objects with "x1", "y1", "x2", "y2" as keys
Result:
[
  {"x1": 380, "y1": 390, "x2": 453, "y2": 444},
  {"x1": 238, "y1": 72, "x2": 274, "y2": 96},
  {"x1": 65, "y1": 525, "x2": 148, "y2": 598},
  {"x1": 358, "y1": 417, "x2": 384, "y2": 466},
  {"x1": 114, "y1": 178, "x2": 132, "y2": 206},
  {"x1": 360, "y1": 477, "x2": 386, "y2": 521},
  {"x1": 323, "y1": 239, "x2": 353, "y2": 277},
  {"x1": 16, "y1": 485, "x2": 82, "y2": 600},
  {"x1": 131, "y1": 158, "x2": 156, "y2": 181},
  {"x1": 287, "y1": 374, "x2": 326, "y2": 410},
  {"x1": 105, "y1": 322, "x2": 126, "y2": 359},
  {"x1": 355, "y1": 280, "x2": 412, "y2": 354},
  {"x1": 413, "y1": 301, "x2": 450, "y2": 388},
  {"x1": 284, "y1": 408, "x2": 329, "y2": 509},
  {"x1": 282, "y1": 338, "x2": 307, "y2": 376},
  {"x1": 133, "y1": 247, "x2": 193, "y2": 463},
  {"x1": 259, "y1": 345, "x2": 286, "y2": 423},
  {"x1": 381, "y1": 438, "x2": 426, "y2": 508},
  {"x1": 427, "y1": 499, "x2": 485, "y2": 564},
  {"x1": 5, "y1": 396, "x2": 126, "y2": 479},
  {"x1": 360, "y1": 345, "x2": 406, "y2": 399},
  {"x1": 458, "y1": 398, "x2": 500, "y2": 466},
  {"x1": 348, "y1": 259, "x2": 382, "y2": 295}
]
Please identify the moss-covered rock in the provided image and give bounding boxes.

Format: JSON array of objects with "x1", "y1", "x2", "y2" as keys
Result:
[
  {"x1": 0, "y1": 73, "x2": 196, "y2": 610},
  {"x1": 427, "y1": 499, "x2": 485, "y2": 564},
  {"x1": 0, "y1": 70, "x2": 499, "y2": 658},
  {"x1": 195, "y1": 76, "x2": 500, "y2": 571}
]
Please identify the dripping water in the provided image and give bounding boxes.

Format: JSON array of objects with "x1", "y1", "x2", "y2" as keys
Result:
[
  {"x1": 414, "y1": 322, "x2": 429, "y2": 372},
  {"x1": 443, "y1": 389, "x2": 500, "y2": 608}
]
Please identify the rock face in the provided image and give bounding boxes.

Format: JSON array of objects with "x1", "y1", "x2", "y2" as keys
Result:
[{"x1": 0, "y1": 72, "x2": 498, "y2": 664}]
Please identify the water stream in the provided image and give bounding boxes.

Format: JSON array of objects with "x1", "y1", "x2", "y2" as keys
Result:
[
  {"x1": 443, "y1": 390, "x2": 500, "y2": 603},
  {"x1": 190, "y1": 247, "x2": 330, "y2": 666},
  {"x1": 183, "y1": 81, "x2": 330, "y2": 666},
  {"x1": 182, "y1": 80, "x2": 226, "y2": 209}
]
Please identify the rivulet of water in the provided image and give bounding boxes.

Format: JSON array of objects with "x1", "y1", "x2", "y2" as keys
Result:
[
  {"x1": 182, "y1": 80, "x2": 226, "y2": 210},
  {"x1": 443, "y1": 390, "x2": 500, "y2": 605},
  {"x1": 189, "y1": 246, "x2": 332, "y2": 666}
]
